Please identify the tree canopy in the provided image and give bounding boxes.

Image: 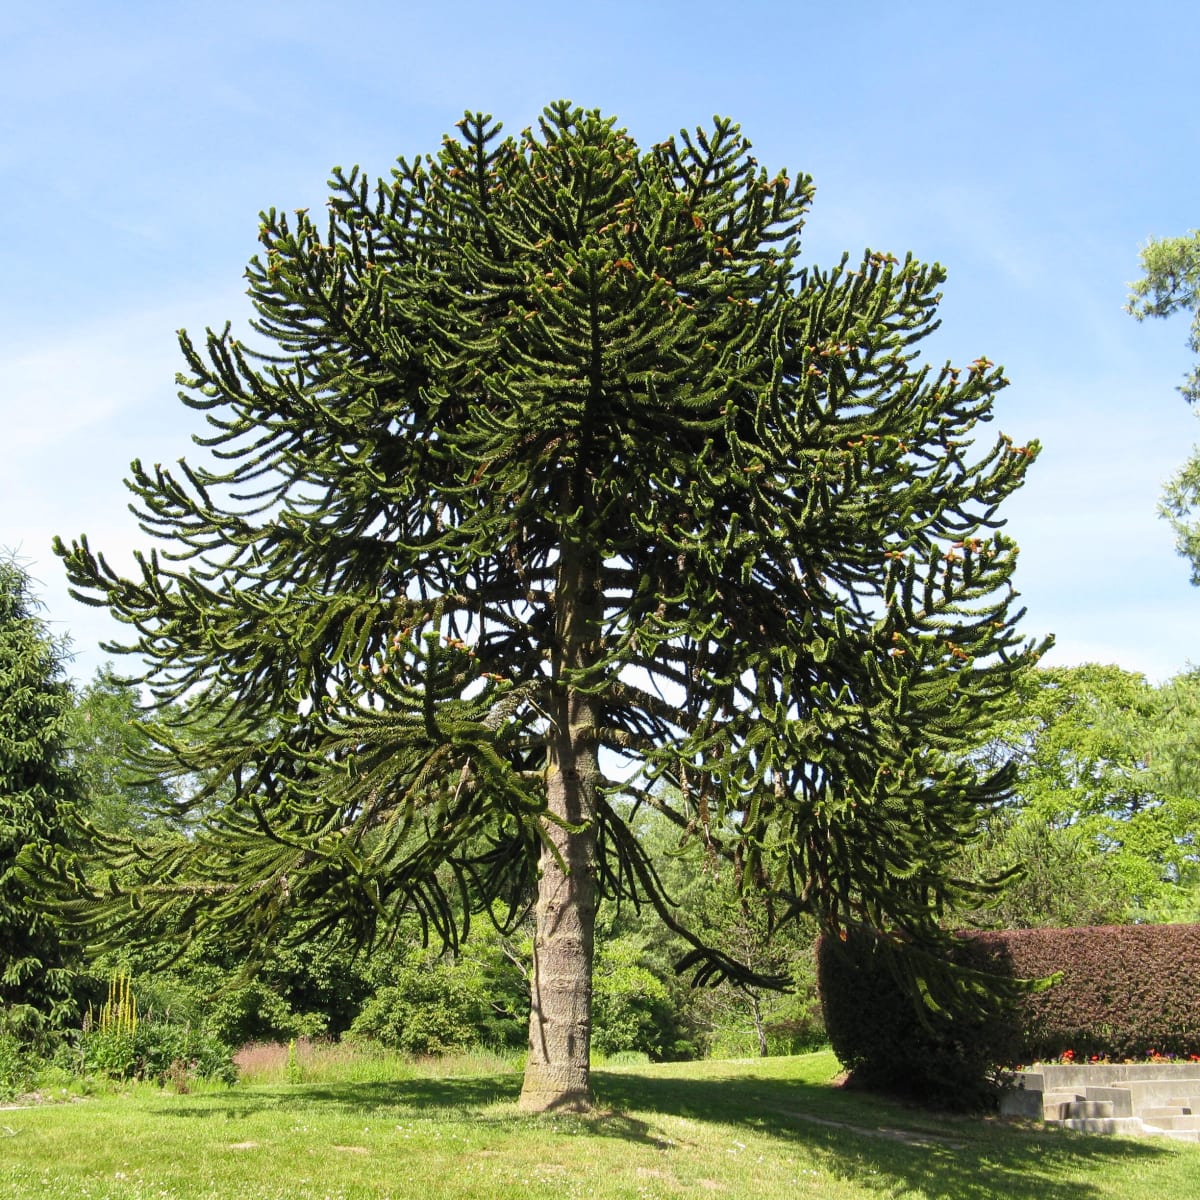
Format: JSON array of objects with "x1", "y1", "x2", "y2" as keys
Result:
[
  {"x1": 958, "y1": 663, "x2": 1200, "y2": 926},
  {"x1": 35, "y1": 104, "x2": 1045, "y2": 1109},
  {"x1": 1128, "y1": 230, "x2": 1200, "y2": 406},
  {"x1": 67, "y1": 667, "x2": 177, "y2": 836},
  {"x1": 1127, "y1": 229, "x2": 1200, "y2": 579}
]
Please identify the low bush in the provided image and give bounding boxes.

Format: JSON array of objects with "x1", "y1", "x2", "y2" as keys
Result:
[
  {"x1": 74, "y1": 972, "x2": 236, "y2": 1087},
  {"x1": 348, "y1": 953, "x2": 493, "y2": 1054},
  {"x1": 592, "y1": 940, "x2": 685, "y2": 1060},
  {"x1": 0, "y1": 1026, "x2": 36, "y2": 1100},
  {"x1": 79, "y1": 1017, "x2": 236, "y2": 1086},
  {"x1": 200, "y1": 976, "x2": 325, "y2": 1047}
]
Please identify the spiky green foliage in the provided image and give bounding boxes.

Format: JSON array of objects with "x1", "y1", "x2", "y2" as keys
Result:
[
  {"x1": 39, "y1": 104, "x2": 1042, "y2": 1042},
  {"x1": 0, "y1": 557, "x2": 79, "y2": 1034}
]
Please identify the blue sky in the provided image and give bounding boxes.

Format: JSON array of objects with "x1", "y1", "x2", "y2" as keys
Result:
[{"x1": 3, "y1": 0, "x2": 1199, "y2": 683}]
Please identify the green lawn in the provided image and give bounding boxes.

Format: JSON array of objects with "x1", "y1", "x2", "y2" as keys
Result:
[{"x1": 2, "y1": 1051, "x2": 1196, "y2": 1199}]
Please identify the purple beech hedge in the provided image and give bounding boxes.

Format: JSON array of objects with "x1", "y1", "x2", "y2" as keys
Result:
[{"x1": 817, "y1": 923, "x2": 1200, "y2": 1102}]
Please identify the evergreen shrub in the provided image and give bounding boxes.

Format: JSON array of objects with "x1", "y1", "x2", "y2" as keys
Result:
[{"x1": 816, "y1": 929, "x2": 1018, "y2": 1106}]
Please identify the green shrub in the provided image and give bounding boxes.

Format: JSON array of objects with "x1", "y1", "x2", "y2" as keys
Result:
[
  {"x1": 0, "y1": 1026, "x2": 36, "y2": 1100},
  {"x1": 79, "y1": 1017, "x2": 236, "y2": 1085},
  {"x1": 77, "y1": 972, "x2": 236, "y2": 1086},
  {"x1": 601, "y1": 1050, "x2": 651, "y2": 1066},
  {"x1": 201, "y1": 977, "x2": 323, "y2": 1047},
  {"x1": 349, "y1": 953, "x2": 490, "y2": 1055},
  {"x1": 592, "y1": 938, "x2": 697, "y2": 1061},
  {"x1": 593, "y1": 962, "x2": 673, "y2": 1059}
]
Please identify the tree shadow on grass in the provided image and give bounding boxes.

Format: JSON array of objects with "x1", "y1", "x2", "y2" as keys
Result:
[
  {"x1": 154, "y1": 1073, "x2": 522, "y2": 1121},
  {"x1": 592, "y1": 1070, "x2": 1185, "y2": 1200},
  {"x1": 156, "y1": 1069, "x2": 1187, "y2": 1200}
]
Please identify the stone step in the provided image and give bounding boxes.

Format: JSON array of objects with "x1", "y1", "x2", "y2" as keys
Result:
[
  {"x1": 1035, "y1": 1064, "x2": 1200, "y2": 1091},
  {"x1": 1083, "y1": 1086, "x2": 1133, "y2": 1117},
  {"x1": 1040, "y1": 1089, "x2": 1084, "y2": 1119},
  {"x1": 1150, "y1": 1128, "x2": 1200, "y2": 1143},
  {"x1": 1003, "y1": 1067, "x2": 1200, "y2": 1138},
  {"x1": 1000, "y1": 1090, "x2": 1044, "y2": 1119},
  {"x1": 999, "y1": 1088, "x2": 1045, "y2": 1120},
  {"x1": 1141, "y1": 1114, "x2": 1200, "y2": 1131},
  {"x1": 1012, "y1": 1071, "x2": 1046, "y2": 1093},
  {"x1": 1052, "y1": 1116, "x2": 1149, "y2": 1136},
  {"x1": 1123, "y1": 1080, "x2": 1200, "y2": 1108},
  {"x1": 1056, "y1": 1100, "x2": 1114, "y2": 1120}
]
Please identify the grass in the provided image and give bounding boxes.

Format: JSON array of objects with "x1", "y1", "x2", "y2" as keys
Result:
[{"x1": 2, "y1": 1050, "x2": 1197, "y2": 1199}]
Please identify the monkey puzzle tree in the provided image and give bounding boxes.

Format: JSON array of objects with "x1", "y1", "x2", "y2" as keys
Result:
[{"x1": 39, "y1": 104, "x2": 1044, "y2": 1110}]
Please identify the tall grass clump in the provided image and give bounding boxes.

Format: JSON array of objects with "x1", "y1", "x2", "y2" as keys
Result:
[
  {"x1": 234, "y1": 1038, "x2": 416, "y2": 1086},
  {"x1": 232, "y1": 1038, "x2": 524, "y2": 1086}
]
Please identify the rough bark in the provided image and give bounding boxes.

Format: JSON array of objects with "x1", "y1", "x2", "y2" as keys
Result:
[
  {"x1": 517, "y1": 540, "x2": 601, "y2": 1113},
  {"x1": 750, "y1": 991, "x2": 768, "y2": 1057}
]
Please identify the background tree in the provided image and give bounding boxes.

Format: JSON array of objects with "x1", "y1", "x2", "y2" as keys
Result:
[
  {"x1": 1128, "y1": 230, "x2": 1200, "y2": 406},
  {"x1": 38, "y1": 104, "x2": 1044, "y2": 1110},
  {"x1": 957, "y1": 663, "x2": 1200, "y2": 925},
  {"x1": 67, "y1": 667, "x2": 176, "y2": 835},
  {"x1": 952, "y1": 811, "x2": 1131, "y2": 929},
  {"x1": 611, "y1": 807, "x2": 824, "y2": 1059},
  {"x1": 0, "y1": 556, "x2": 80, "y2": 1039},
  {"x1": 1127, "y1": 230, "x2": 1200, "y2": 578}
]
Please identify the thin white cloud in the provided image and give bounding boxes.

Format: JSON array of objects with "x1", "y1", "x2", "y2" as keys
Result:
[
  {"x1": 0, "y1": 289, "x2": 247, "y2": 455},
  {"x1": 1, "y1": 289, "x2": 253, "y2": 681}
]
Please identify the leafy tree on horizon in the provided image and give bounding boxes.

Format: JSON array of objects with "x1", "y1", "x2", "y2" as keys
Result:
[
  {"x1": 33, "y1": 103, "x2": 1045, "y2": 1110},
  {"x1": 960, "y1": 662, "x2": 1200, "y2": 925}
]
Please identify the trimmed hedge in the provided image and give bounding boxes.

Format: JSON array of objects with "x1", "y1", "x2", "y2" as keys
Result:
[
  {"x1": 980, "y1": 923, "x2": 1200, "y2": 1062},
  {"x1": 817, "y1": 923, "x2": 1200, "y2": 1103}
]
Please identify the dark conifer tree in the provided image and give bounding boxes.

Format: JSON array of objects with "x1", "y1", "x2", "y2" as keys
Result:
[
  {"x1": 0, "y1": 557, "x2": 79, "y2": 1036},
  {"x1": 40, "y1": 105, "x2": 1045, "y2": 1109}
]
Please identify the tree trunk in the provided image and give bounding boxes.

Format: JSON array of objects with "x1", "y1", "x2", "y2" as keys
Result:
[
  {"x1": 518, "y1": 540, "x2": 601, "y2": 1113},
  {"x1": 750, "y1": 990, "x2": 768, "y2": 1057},
  {"x1": 517, "y1": 722, "x2": 598, "y2": 1111}
]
